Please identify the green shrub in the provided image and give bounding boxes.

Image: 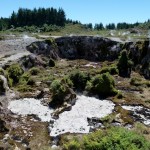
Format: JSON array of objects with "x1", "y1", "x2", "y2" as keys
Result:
[
  {"x1": 50, "y1": 80, "x2": 66, "y2": 95},
  {"x1": 45, "y1": 37, "x2": 57, "y2": 49},
  {"x1": 63, "y1": 127, "x2": 150, "y2": 150},
  {"x1": 7, "y1": 76, "x2": 13, "y2": 87},
  {"x1": 109, "y1": 66, "x2": 119, "y2": 75},
  {"x1": 50, "y1": 79, "x2": 68, "y2": 107},
  {"x1": 130, "y1": 77, "x2": 142, "y2": 86},
  {"x1": 63, "y1": 76, "x2": 73, "y2": 88},
  {"x1": 19, "y1": 73, "x2": 30, "y2": 85},
  {"x1": 100, "y1": 65, "x2": 118, "y2": 75},
  {"x1": 29, "y1": 67, "x2": 40, "y2": 75},
  {"x1": 69, "y1": 70, "x2": 90, "y2": 91},
  {"x1": 117, "y1": 50, "x2": 133, "y2": 77},
  {"x1": 130, "y1": 77, "x2": 150, "y2": 87},
  {"x1": 7, "y1": 64, "x2": 24, "y2": 84},
  {"x1": 64, "y1": 140, "x2": 81, "y2": 150},
  {"x1": 17, "y1": 85, "x2": 34, "y2": 92},
  {"x1": 84, "y1": 127, "x2": 150, "y2": 150},
  {"x1": 0, "y1": 68, "x2": 5, "y2": 75},
  {"x1": 86, "y1": 73, "x2": 117, "y2": 96},
  {"x1": 48, "y1": 58, "x2": 55, "y2": 67}
]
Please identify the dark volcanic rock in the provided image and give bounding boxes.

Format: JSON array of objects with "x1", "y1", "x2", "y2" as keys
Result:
[
  {"x1": 27, "y1": 36, "x2": 150, "y2": 79},
  {"x1": 26, "y1": 41, "x2": 59, "y2": 60},
  {"x1": 19, "y1": 54, "x2": 47, "y2": 69},
  {"x1": 55, "y1": 36, "x2": 121, "y2": 61},
  {"x1": 0, "y1": 118, "x2": 9, "y2": 133},
  {"x1": 125, "y1": 39, "x2": 150, "y2": 79},
  {"x1": 27, "y1": 36, "x2": 121, "y2": 61}
]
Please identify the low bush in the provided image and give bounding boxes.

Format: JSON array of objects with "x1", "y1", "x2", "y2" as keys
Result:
[
  {"x1": 117, "y1": 50, "x2": 133, "y2": 77},
  {"x1": 63, "y1": 77, "x2": 73, "y2": 88},
  {"x1": 130, "y1": 77, "x2": 142, "y2": 86},
  {"x1": 50, "y1": 78, "x2": 76, "y2": 108},
  {"x1": 0, "y1": 68, "x2": 5, "y2": 75},
  {"x1": 86, "y1": 73, "x2": 117, "y2": 96},
  {"x1": 69, "y1": 70, "x2": 90, "y2": 91},
  {"x1": 100, "y1": 65, "x2": 118, "y2": 75},
  {"x1": 17, "y1": 85, "x2": 34, "y2": 92},
  {"x1": 63, "y1": 127, "x2": 150, "y2": 150},
  {"x1": 50, "y1": 79, "x2": 68, "y2": 107},
  {"x1": 7, "y1": 64, "x2": 24, "y2": 84},
  {"x1": 64, "y1": 139, "x2": 81, "y2": 150},
  {"x1": 7, "y1": 76, "x2": 13, "y2": 87},
  {"x1": 29, "y1": 67, "x2": 40, "y2": 75},
  {"x1": 19, "y1": 73, "x2": 30, "y2": 85},
  {"x1": 130, "y1": 77, "x2": 150, "y2": 87}
]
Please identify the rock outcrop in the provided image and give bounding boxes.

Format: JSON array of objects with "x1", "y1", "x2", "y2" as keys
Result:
[
  {"x1": 0, "y1": 75, "x2": 9, "y2": 95},
  {"x1": 27, "y1": 36, "x2": 150, "y2": 79},
  {"x1": 27, "y1": 36, "x2": 121, "y2": 61},
  {"x1": 19, "y1": 54, "x2": 47, "y2": 69},
  {"x1": 26, "y1": 40, "x2": 59, "y2": 60},
  {"x1": 125, "y1": 39, "x2": 150, "y2": 79}
]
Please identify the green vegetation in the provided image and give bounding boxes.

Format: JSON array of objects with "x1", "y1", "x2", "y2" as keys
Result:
[
  {"x1": 64, "y1": 139, "x2": 81, "y2": 150},
  {"x1": 130, "y1": 77, "x2": 150, "y2": 87},
  {"x1": 69, "y1": 70, "x2": 90, "y2": 91},
  {"x1": 7, "y1": 64, "x2": 24, "y2": 84},
  {"x1": 0, "y1": 68, "x2": 5, "y2": 75},
  {"x1": 45, "y1": 37, "x2": 58, "y2": 53},
  {"x1": 29, "y1": 67, "x2": 41, "y2": 75},
  {"x1": 63, "y1": 127, "x2": 150, "y2": 150},
  {"x1": 0, "y1": 77, "x2": 5, "y2": 94},
  {"x1": 117, "y1": 50, "x2": 133, "y2": 77},
  {"x1": 17, "y1": 72, "x2": 36, "y2": 92},
  {"x1": 0, "y1": 6, "x2": 149, "y2": 34},
  {"x1": 50, "y1": 79, "x2": 70, "y2": 107},
  {"x1": 10, "y1": 7, "x2": 66, "y2": 28},
  {"x1": 86, "y1": 73, "x2": 117, "y2": 96},
  {"x1": 19, "y1": 73, "x2": 30, "y2": 85},
  {"x1": 99, "y1": 65, "x2": 118, "y2": 75},
  {"x1": 63, "y1": 76, "x2": 73, "y2": 88}
]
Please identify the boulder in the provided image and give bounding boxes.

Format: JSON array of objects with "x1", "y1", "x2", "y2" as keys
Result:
[
  {"x1": 26, "y1": 40, "x2": 59, "y2": 60},
  {"x1": 19, "y1": 54, "x2": 47, "y2": 69}
]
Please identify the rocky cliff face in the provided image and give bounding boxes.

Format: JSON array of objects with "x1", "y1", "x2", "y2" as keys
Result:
[
  {"x1": 55, "y1": 36, "x2": 121, "y2": 61},
  {"x1": 125, "y1": 39, "x2": 150, "y2": 79},
  {"x1": 26, "y1": 36, "x2": 150, "y2": 79},
  {"x1": 27, "y1": 36, "x2": 121, "y2": 61}
]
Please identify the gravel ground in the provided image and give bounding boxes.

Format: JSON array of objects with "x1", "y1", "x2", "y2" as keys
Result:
[{"x1": 0, "y1": 35, "x2": 38, "y2": 66}]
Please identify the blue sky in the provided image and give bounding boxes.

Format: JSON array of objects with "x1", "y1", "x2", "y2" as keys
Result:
[{"x1": 0, "y1": 0, "x2": 150, "y2": 25}]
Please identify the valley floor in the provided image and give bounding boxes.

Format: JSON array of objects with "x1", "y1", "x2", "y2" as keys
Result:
[{"x1": 0, "y1": 35, "x2": 150, "y2": 150}]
